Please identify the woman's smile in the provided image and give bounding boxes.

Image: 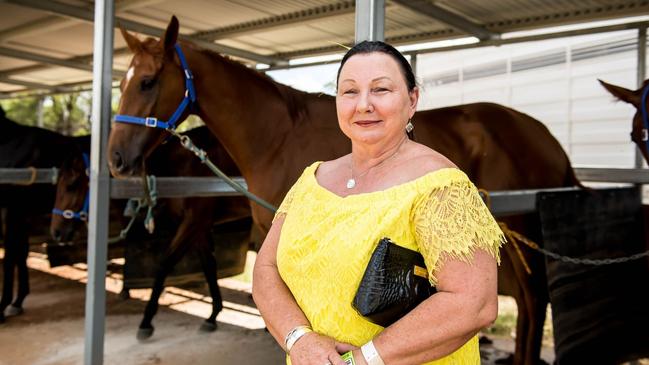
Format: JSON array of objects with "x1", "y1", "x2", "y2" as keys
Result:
[{"x1": 354, "y1": 119, "x2": 382, "y2": 127}]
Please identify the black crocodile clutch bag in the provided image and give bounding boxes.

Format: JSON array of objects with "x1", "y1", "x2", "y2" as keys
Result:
[{"x1": 352, "y1": 237, "x2": 437, "y2": 327}]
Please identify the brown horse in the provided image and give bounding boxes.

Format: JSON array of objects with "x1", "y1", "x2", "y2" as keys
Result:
[
  {"x1": 52, "y1": 125, "x2": 251, "y2": 340},
  {"x1": 108, "y1": 16, "x2": 581, "y2": 364},
  {"x1": 599, "y1": 79, "x2": 649, "y2": 164}
]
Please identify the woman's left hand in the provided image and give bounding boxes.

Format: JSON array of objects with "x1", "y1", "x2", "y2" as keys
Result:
[{"x1": 289, "y1": 332, "x2": 353, "y2": 365}]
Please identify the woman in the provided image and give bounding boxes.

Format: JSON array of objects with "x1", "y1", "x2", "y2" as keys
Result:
[{"x1": 253, "y1": 41, "x2": 504, "y2": 365}]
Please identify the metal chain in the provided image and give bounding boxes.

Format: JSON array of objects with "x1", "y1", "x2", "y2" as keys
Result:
[
  {"x1": 506, "y1": 225, "x2": 649, "y2": 266},
  {"x1": 531, "y1": 245, "x2": 649, "y2": 265}
]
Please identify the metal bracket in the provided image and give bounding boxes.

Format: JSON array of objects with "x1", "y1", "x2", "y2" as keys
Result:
[{"x1": 145, "y1": 117, "x2": 158, "y2": 128}]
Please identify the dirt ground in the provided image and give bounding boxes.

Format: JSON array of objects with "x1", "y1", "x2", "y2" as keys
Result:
[{"x1": 0, "y1": 253, "x2": 554, "y2": 365}]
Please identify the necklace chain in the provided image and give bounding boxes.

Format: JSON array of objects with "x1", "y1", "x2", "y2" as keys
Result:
[{"x1": 347, "y1": 137, "x2": 407, "y2": 189}]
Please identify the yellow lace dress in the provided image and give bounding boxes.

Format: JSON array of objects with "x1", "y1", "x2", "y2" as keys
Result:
[{"x1": 275, "y1": 162, "x2": 504, "y2": 365}]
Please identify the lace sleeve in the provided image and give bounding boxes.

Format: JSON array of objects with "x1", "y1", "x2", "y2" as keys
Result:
[
  {"x1": 413, "y1": 177, "x2": 504, "y2": 285},
  {"x1": 273, "y1": 183, "x2": 298, "y2": 222}
]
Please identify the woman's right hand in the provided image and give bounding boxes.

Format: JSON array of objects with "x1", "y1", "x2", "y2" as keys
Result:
[{"x1": 289, "y1": 332, "x2": 353, "y2": 365}]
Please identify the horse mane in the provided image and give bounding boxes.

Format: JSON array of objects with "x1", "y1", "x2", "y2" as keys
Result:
[
  {"x1": 136, "y1": 36, "x2": 327, "y2": 124},
  {"x1": 187, "y1": 42, "x2": 320, "y2": 124}
]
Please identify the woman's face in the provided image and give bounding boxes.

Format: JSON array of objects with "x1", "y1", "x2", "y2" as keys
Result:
[{"x1": 336, "y1": 52, "x2": 418, "y2": 146}]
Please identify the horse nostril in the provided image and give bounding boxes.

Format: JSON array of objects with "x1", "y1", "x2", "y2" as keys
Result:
[
  {"x1": 63, "y1": 228, "x2": 75, "y2": 242},
  {"x1": 52, "y1": 229, "x2": 62, "y2": 242},
  {"x1": 113, "y1": 151, "x2": 126, "y2": 172}
]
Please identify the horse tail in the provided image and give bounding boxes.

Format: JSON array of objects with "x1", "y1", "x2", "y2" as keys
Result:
[{"x1": 565, "y1": 164, "x2": 589, "y2": 190}]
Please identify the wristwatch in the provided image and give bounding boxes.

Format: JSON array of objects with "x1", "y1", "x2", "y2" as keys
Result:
[
  {"x1": 284, "y1": 325, "x2": 313, "y2": 354},
  {"x1": 361, "y1": 340, "x2": 385, "y2": 365}
]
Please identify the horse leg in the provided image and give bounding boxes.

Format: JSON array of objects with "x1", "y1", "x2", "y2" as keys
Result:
[
  {"x1": 10, "y1": 225, "x2": 30, "y2": 315},
  {"x1": 1, "y1": 208, "x2": 26, "y2": 322},
  {"x1": 502, "y1": 216, "x2": 548, "y2": 365},
  {"x1": 0, "y1": 245, "x2": 14, "y2": 323},
  {"x1": 196, "y1": 233, "x2": 223, "y2": 332},
  {"x1": 137, "y1": 226, "x2": 194, "y2": 340},
  {"x1": 519, "y1": 249, "x2": 549, "y2": 365}
]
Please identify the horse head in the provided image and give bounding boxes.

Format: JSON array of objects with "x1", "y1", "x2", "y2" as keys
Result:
[
  {"x1": 50, "y1": 150, "x2": 89, "y2": 243},
  {"x1": 599, "y1": 79, "x2": 649, "y2": 164},
  {"x1": 108, "y1": 16, "x2": 187, "y2": 177}
]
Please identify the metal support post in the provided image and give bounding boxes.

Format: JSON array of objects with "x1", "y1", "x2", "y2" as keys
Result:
[
  {"x1": 410, "y1": 53, "x2": 418, "y2": 79},
  {"x1": 355, "y1": 0, "x2": 384, "y2": 43},
  {"x1": 84, "y1": 0, "x2": 113, "y2": 364},
  {"x1": 636, "y1": 26, "x2": 647, "y2": 168},
  {"x1": 36, "y1": 95, "x2": 44, "y2": 128}
]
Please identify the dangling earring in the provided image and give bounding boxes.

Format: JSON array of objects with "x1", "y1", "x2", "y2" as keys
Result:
[{"x1": 405, "y1": 119, "x2": 414, "y2": 133}]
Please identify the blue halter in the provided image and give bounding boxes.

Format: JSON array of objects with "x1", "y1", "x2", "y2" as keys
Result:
[
  {"x1": 52, "y1": 153, "x2": 90, "y2": 221},
  {"x1": 639, "y1": 84, "x2": 649, "y2": 152},
  {"x1": 114, "y1": 44, "x2": 196, "y2": 130}
]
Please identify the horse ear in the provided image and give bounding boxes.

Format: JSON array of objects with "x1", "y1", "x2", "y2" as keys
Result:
[
  {"x1": 599, "y1": 79, "x2": 641, "y2": 107},
  {"x1": 162, "y1": 15, "x2": 179, "y2": 55},
  {"x1": 120, "y1": 25, "x2": 142, "y2": 54}
]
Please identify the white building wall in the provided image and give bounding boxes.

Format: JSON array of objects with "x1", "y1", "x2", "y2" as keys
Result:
[{"x1": 417, "y1": 30, "x2": 642, "y2": 168}]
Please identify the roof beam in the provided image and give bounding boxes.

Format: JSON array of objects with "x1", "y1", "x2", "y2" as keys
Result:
[
  {"x1": 193, "y1": 1, "x2": 355, "y2": 41},
  {"x1": 0, "y1": 0, "x2": 164, "y2": 43},
  {"x1": 0, "y1": 47, "x2": 125, "y2": 77},
  {"x1": 390, "y1": 0, "x2": 498, "y2": 41},
  {"x1": 0, "y1": 80, "x2": 120, "y2": 100},
  {"x1": 0, "y1": 48, "x2": 130, "y2": 78},
  {"x1": 7, "y1": 0, "x2": 285, "y2": 65},
  {"x1": 0, "y1": 75, "x2": 57, "y2": 90}
]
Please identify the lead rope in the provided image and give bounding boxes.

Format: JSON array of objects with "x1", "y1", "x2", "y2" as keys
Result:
[
  {"x1": 143, "y1": 175, "x2": 157, "y2": 234},
  {"x1": 167, "y1": 129, "x2": 278, "y2": 213},
  {"x1": 107, "y1": 174, "x2": 158, "y2": 244}
]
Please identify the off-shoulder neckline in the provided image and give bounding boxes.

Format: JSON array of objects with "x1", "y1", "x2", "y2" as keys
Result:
[{"x1": 309, "y1": 161, "x2": 466, "y2": 200}]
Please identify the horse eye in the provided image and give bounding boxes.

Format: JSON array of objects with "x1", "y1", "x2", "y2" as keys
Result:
[{"x1": 140, "y1": 78, "x2": 156, "y2": 91}]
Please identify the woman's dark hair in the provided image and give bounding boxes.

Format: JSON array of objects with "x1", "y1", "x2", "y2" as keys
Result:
[{"x1": 336, "y1": 41, "x2": 416, "y2": 92}]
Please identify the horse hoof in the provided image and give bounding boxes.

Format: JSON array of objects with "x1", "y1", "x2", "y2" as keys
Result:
[
  {"x1": 136, "y1": 327, "x2": 154, "y2": 341},
  {"x1": 5, "y1": 305, "x2": 23, "y2": 317},
  {"x1": 199, "y1": 321, "x2": 217, "y2": 332},
  {"x1": 119, "y1": 289, "x2": 130, "y2": 300},
  {"x1": 494, "y1": 354, "x2": 513, "y2": 364},
  {"x1": 0, "y1": 313, "x2": 5, "y2": 324},
  {"x1": 478, "y1": 335, "x2": 493, "y2": 345}
]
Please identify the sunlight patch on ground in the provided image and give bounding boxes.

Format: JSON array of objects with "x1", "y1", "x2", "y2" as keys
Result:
[{"x1": 0, "y1": 248, "x2": 265, "y2": 329}]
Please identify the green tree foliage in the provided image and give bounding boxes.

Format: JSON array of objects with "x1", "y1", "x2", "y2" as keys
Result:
[
  {"x1": 1, "y1": 88, "x2": 202, "y2": 135},
  {"x1": 1, "y1": 97, "x2": 40, "y2": 126},
  {"x1": 1, "y1": 92, "x2": 92, "y2": 136}
]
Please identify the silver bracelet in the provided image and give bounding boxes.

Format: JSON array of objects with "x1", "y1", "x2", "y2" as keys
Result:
[
  {"x1": 361, "y1": 340, "x2": 385, "y2": 365},
  {"x1": 284, "y1": 325, "x2": 313, "y2": 354}
]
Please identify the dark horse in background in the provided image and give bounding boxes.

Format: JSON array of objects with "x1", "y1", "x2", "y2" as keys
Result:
[
  {"x1": 0, "y1": 105, "x2": 89, "y2": 324},
  {"x1": 51, "y1": 125, "x2": 251, "y2": 339},
  {"x1": 108, "y1": 17, "x2": 582, "y2": 364}
]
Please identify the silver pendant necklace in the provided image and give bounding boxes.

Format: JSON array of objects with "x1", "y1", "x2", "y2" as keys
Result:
[{"x1": 347, "y1": 138, "x2": 407, "y2": 189}]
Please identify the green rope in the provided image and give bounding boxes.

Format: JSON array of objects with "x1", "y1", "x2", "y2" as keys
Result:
[
  {"x1": 106, "y1": 174, "x2": 158, "y2": 244},
  {"x1": 107, "y1": 198, "x2": 143, "y2": 244},
  {"x1": 143, "y1": 175, "x2": 157, "y2": 234},
  {"x1": 169, "y1": 130, "x2": 278, "y2": 213}
]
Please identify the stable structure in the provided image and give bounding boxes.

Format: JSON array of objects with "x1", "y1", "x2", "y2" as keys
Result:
[
  {"x1": 0, "y1": 0, "x2": 647, "y2": 97},
  {"x1": 2, "y1": 1, "x2": 649, "y2": 364}
]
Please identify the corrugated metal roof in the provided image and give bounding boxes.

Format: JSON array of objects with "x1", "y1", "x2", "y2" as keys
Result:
[{"x1": 0, "y1": 0, "x2": 648, "y2": 96}]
